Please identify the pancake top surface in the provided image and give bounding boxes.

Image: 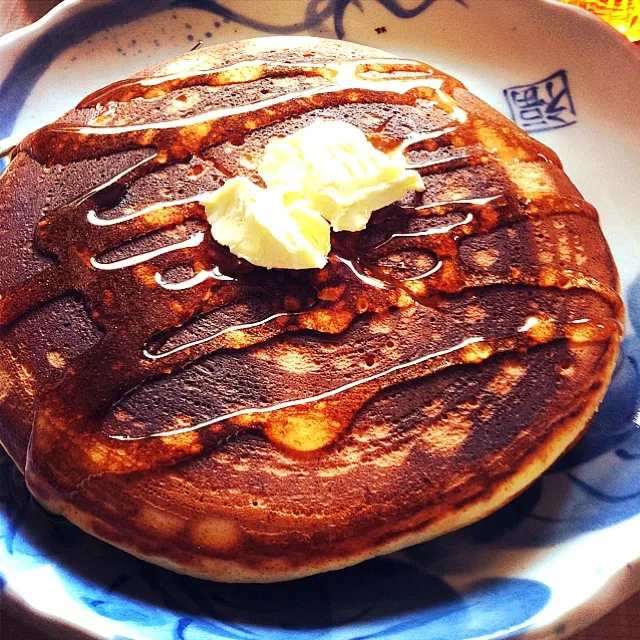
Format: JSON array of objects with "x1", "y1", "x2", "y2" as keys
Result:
[{"x1": 0, "y1": 36, "x2": 622, "y2": 581}]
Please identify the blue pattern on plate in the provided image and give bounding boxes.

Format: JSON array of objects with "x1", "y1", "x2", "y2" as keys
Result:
[
  {"x1": 0, "y1": 1, "x2": 638, "y2": 638},
  {"x1": 503, "y1": 70, "x2": 578, "y2": 133},
  {"x1": 170, "y1": 0, "x2": 467, "y2": 40},
  {"x1": 0, "y1": 2, "x2": 157, "y2": 145},
  {"x1": 0, "y1": 474, "x2": 554, "y2": 640}
]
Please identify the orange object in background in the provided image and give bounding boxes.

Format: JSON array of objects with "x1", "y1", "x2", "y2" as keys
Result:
[{"x1": 558, "y1": 0, "x2": 640, "y2": 40}]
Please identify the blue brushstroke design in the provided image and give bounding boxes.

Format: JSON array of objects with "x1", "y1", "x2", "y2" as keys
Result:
[
  {"x1": 0, "y1": 479, "x2": 553, "y2": 640},
  {"x1": 0, "y1": 0, "x2": 459, "y2": 149},
  {"x1": 169, "y1": 0, "x2": 335, "y2": 35},
  {"x1": 166, "y1": 569, "x2": 549, "y2": 639},
  {"x1": 566, "y1": 472, "x2": 640, "y2": 503},
  {"x1": 616, "y1": 449, "x2": 640, "y2": 460},
  {"x1": 0, "y1": 2, "x2": 170, "y2": 144},
  {"x1": 0, "y1": 0, "x2": 464, "y2": 165},
  {"x1": 170, "y1": 0, "x2": 465, "y2": 40}
]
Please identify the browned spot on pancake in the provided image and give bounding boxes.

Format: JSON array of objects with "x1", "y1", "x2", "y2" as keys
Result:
[
  {"x1": 11, "y1": 360, "x2": 35, "y2": 398},
  {"x1": 475, "y1": 127, "x2": 530, "y2": 164},
  {"x1": 88, "y1": 444, "x2": 111, "y2": 464},
  {"x1": 190, "y1": 517, "x2": 241, "y2": 552},
  {"x1": 506, "y1": 162, "x2": 557, "y2": 197},
  {"x1": 559, "y1": 234, "x2": 572, "y2": 262},
  {"x1": 46, "y1": 351, "x2": 66, "y2": 369},
  {"x1": 369, "y1": 313, "x2": 393, "y2": 334},
  {"x1": 160, "y1": 430, "x2": 202, "y2": 453},
  {"x1": 422, "y1": 410, "x2": 473, "y2": 455},
  {"x1": 486, "y1": 359, "x2": 526, "y2": 396},
  {"x1": 301, "y1": 308, "x2": 354, "y2": 334},
  {"x1": 558, "y1": 356, "x2": 576, "y2": 377},
  {"x1": 264, "y1": 345, "x2": 321, "y2": 373},
  {"x1": 174, "y1": 415, "x2": 194, "y2": 429},
  {"x1": 262, "y1": 406, "x2": 341, "y2": 452},
  {"x1": 372, "y1": 446, "x2": 412, "y2": 468},
  {"x1": 357, "y1": 296, "x2": 370, "y2": 313},
  {"x1": 282, "y1": 295, "x2": 300, "y2": 311},
  {"x1": 317, "y1": 285, "x2": 346, "y2": 301},
  {"x1": 113, "y1": 408, "x2": 131, "y2": 422},
  {"x1": 539, "y1": 250, "x2": 554, "y2": 264},
  {"x1": 527, "y1": 317, "x2": 556, "y2": 344},
  {"x1": 479, "y1": 404, "x2": 494, "y2": 422},
  {"x1": 465, "y1": 304, "x2": 486, "y2": 323},
  {"x1": 423, "y1": 398, "x2": 444, "y2": 418},
  {"x1": 461, "y1": 341, "x2": 494, "y2": 364},
  {"x1": 473, "y1": 248, "x2": 499, "y2": 268},
  {"x1": 136, "y1": 505, "x2": 185, "y2": 539},
  {"x1": 504, "y1": 359, "x2": 526, "y2": 378},
  {"x1": 169, "y1": 93, "x2": 200, "y2": 114},
  {"x1": 330, "y1": 352, "x2": 361, "y2": 371},
  {"x1": 224, "y1": 329, "x2": 255, "y2": 349},
  {"x1": 0, "y1": 368, "x2": 10, "y2": 402},
  {"x1": 188, "y1": 163, "x2": 206, "y2": 179},
  {"x1": 404, "y1": 279, "x2": 427, "y2": 297},
  {"x1": 133, "y1": 264, "x2": 158, "y2": 287}
]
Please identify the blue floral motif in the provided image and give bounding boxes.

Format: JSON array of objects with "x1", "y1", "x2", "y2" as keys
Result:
[{"x1": 167, "y1": 573, "x2": 550, "y2": 639}]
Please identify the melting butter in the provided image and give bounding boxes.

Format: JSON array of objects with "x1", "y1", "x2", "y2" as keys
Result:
[
  {"x1": 202, "y1": 177, "x2": 330, "y2": 269},
  {"x1": 260, "y1": 119, "x2": 424, "y2": 232},
  {"x1": 201, "y1": 119, "x2": 424, "y2": 269}
]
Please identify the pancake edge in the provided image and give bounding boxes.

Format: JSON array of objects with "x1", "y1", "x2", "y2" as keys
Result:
[{"x1": 26, "y1": 336, "x2": 620, "y2": 583}]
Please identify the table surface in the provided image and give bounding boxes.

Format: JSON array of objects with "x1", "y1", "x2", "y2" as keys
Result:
[{"x1": 0, "y1": 1, "x2": 639, "y2": 639}]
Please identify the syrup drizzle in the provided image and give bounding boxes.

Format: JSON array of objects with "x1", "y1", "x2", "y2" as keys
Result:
[
  {"x1": 90, "y1": 232, "x2": 205, "y2": 271},
  {"x1": 78, "y1": 58, "x2": 438, "y2": 108},
  {"x1": 154, "y1": 266, "x2": 234, "y2": 291},
  {"x1": 143, "y1": 311, "x2": 292, "y2": 360},
  {"x1": 117, "y1": 316, "x2": 621, "y2": 445},
  {"x1": 20, "y1": 59, "x2": 457, "y2": 165},
  {"x1": 87, "y1": 193, "x2": 203, "y2": 227},
  {"x1": 0, "y1": 52, "x2": 623, "y2": 495}
]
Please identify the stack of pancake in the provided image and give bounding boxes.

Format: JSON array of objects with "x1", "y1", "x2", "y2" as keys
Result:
[{"x1": 0, "y1": 37, "x2": 622, "y2": 582}]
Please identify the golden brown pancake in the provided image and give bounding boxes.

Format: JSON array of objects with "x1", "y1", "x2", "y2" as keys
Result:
[{"x1": 0, "y1": 36, "x2": 623, "y2": 582}]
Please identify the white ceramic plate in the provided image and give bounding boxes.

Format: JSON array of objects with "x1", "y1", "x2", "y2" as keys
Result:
[{"x1": 0, "y1": 1, "x2": 639, "y2": 639}]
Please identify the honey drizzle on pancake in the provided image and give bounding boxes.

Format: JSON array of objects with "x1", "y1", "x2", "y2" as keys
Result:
[
  {"x1": 18, "y1": 59, "x2": 463, "y2": 166},
  {"x1": 0, "y1": 54, "x2": 623, "y2": 491},
  {"x1": 117, "y1": 316, "x2": 620, "y2": 449},
  {"x1": 77, "y1": 59, "x2": 440, "y2": 108}
]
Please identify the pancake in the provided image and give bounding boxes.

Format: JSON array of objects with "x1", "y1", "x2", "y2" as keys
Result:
[{"x1": 0, "y1": 36, "x2": 622, "y2": 582}]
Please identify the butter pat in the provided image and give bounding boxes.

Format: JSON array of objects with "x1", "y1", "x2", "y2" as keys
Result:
[
  {"x1": 260, "y1": 120, "x2": 424, "y2": 232},
  {"x1": 201, "y1": 119, "x2": 423, "y2": 270},
  {"x1": 201, "y1": 177, "x2": 330, "y2": 270}
]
